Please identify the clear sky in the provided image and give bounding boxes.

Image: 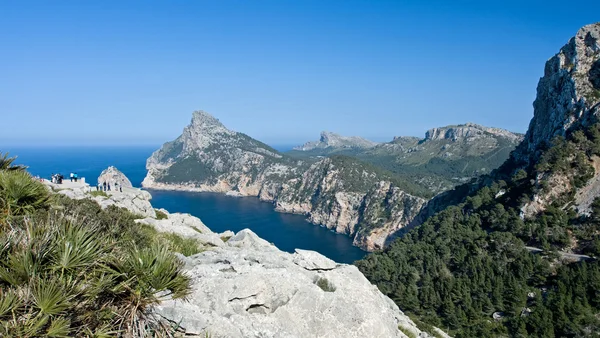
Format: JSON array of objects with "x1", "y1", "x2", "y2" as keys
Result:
[{"x1": 1, "y1": 1, "x2": 599, "y2": 147}]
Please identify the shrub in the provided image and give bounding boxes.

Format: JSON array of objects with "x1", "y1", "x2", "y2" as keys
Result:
[
  {"x1": 156, "y1": 231, "x2": 204, "y2": 256},
  {"x1": 314, "y1": 277, "x2": 336, "y2": 292},
  {"x1": 0, "y1": 170, "x2": 191, "y2": 336},
  {"x1": 89, "y1": 190, "x2": 108, "y2": 198},
  {"x1": 0, "y1": 170, "x2": 50, "y2": 221},
  {"x1": 398, "y1": 325, "x2": 417, "y2": 338},
  {"x1": 155, "y1": 209, "x2": 168, "y2": 220},
  {"x1": 0, "y1": 212, "x2": 191, "y2": 336}
]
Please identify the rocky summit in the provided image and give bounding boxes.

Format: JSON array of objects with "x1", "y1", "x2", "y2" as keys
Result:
[
  {"x1": 518, "y1": 23, "x2": 600, "y2": 160},
  {"x1": 293, "y1": 131, "x2": 379, "y2": 151},
  {"x1": 49, "y1": 167, "x2": 441, "y2": 338},
  {"x1": 511, "y1": 23, "x2": 600, "y2": 217}
]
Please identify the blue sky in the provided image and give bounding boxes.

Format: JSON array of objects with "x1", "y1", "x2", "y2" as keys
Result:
[{"x1": 1, "y1": 1, "x2": 599, "y2": 147}]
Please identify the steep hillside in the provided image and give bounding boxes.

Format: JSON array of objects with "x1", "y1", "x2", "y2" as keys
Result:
[
  {"x1": 289, "y1": 123, "x2": 523, "y2": 194},
  {"x1": 143, "y1": 112, "x2": 428, "y2": 251},
  {"x1": 357, "y1": 22, "x2": 600, "y2": 337}
]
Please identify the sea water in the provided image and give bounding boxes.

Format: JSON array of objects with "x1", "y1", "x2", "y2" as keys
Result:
[{"x1": 5, "y1": 146, "x2": 366, "y2": 263}]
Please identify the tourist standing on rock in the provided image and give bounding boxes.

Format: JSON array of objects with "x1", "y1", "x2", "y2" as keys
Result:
[
  {"x1": 108, "y1": 182, "x2": 111, "y2": 191},
  {"x1": 70, "y1": 173, "x2": 74, "y2": 182},
  {"x1": 74, "y1": 172, "x2": 78, "y2": 182},
  {"x1": 103, "y1": 181, "x2": 107, "y2": 191}
]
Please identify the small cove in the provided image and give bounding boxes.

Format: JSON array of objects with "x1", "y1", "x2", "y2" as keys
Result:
[{"x1": 8, "y1": 146, "x2": 366, "y2": 264}]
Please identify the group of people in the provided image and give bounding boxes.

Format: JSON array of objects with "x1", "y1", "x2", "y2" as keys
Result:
[
  {"x1": 97, "y1": 180, "x2": 122, "y2": 192},
  {"x1": 69, "y1": 172, "x2": 79, "y2": 182},
  {"x1": 50, "y1": 173, "x2": 64, "y2": 184}
]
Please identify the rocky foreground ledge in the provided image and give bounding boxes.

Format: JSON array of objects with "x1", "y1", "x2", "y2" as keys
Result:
[{"x1": 44, "y1": 168, "x2": 447, "y2": 338}]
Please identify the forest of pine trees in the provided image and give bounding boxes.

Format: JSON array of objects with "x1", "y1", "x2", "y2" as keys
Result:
[{"x1": 357, "y1": 123, "x2": 600, "y2": 337}]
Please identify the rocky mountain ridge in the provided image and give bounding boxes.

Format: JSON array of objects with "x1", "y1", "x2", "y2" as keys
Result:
[
  {"x1": 424, "y1": 123, "x2": 523, "y2": 142},
  {"x1": 289, "y1": 122, "x2": 523, "y2": 195},
  {"x1": 293, "y1": 131, "x2": 379, "y2": 151}
]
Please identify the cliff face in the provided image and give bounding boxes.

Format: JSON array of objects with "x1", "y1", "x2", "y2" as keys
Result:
[
  {"x1": 143, "y1": 112, "x2": 426, "y2": 251},
  {"x1": 518, "y1": 23, "x2": 600, "y2": 160},
  {"x1": 413, "y1": 23, "x2": 600, "y2": 224},
  {"x1": 516, "y1": 23, "x2": 600, "y2": 216}
]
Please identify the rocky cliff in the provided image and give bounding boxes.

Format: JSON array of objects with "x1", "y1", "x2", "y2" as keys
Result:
[
  {"x1": 293, "y1": 131, "x2": 379, "y2": 151},
  {"x1": 511, "y1": 23, "x2": 600, "y2": 217},
  {"x1": 424, "y1": 123, "x2": 523, "y2": 142},
  {"x1": 52, "y1": 168, "x2": 443, "y2": 338},
  {"x1": 144, "y1": 112, "x2": 427, "y2": 251},
  {"x1": 518, "y1": 23, "x2": 600, "y2": 160}
]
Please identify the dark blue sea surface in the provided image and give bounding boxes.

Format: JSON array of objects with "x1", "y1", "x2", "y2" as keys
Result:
[{"x1": 4, "y1": 146, "x2": 366, "y2": 263}]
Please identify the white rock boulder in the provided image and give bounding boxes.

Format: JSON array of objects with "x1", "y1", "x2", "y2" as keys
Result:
[
  {"x1": 98, "y1": 166, "x2": 133, "y2": 188},
  {"x1": 155, "y1": 229, "x2": 428, "y2": 338}
]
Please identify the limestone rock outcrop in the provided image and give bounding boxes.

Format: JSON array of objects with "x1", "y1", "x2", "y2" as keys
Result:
[
  {"x1": 517, "y1": 23, "x2": 600, "y2": 160},
  {"x1": 98, "y1": 166, "x2": 133, "y2": 188},
  {"x1": 44, "y1": 177, "x2": 155, "y2": 218},
  {"x1": 512, "y1": 23, "x2": 600, "y2": 216},
  {"x1": 154, "y1": 229, "x2": 432, "y2": 338},
  {"x1": 425, "y1": 123, "x2": 523, "y2": 142}
]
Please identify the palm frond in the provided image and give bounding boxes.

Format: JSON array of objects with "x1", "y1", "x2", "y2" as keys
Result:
[
  {"x1": 30, "y1": 278, "x2": 71, "y2": 316},
  {"x1": 51, "y1": 220, "x2": 105, "y2": 274},
  {"x1": 46, "y1": 317, "x2": 71, "y2": 337},
  {"x1": 0, "y1": 170, "x2": 50, "y2": 216},
  {"x1": 0, "y1": 287, "x2": 21, "y2": 318},
  {"x1": 0, "y1": 152, "x2": 27, "y2": 172}
]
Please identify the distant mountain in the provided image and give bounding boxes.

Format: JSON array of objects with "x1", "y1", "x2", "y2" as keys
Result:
[
  {"x1": 293, "y1": 131, "x2": 378, "y2": 151},
  {"x1": 288, "y1": 123, "x2": 523, "y2": 194}
]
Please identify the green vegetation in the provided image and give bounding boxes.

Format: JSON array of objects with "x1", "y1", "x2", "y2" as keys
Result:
[
  {"x1": 0, "y1": 153, "x2": 191, "y2": 336},
  {"x1": 328, "y1": 155, "x2": 434, "y2": 198},
  {"x1": 155, "y1": 231, "x2": 204, "y2": 256},
  {"x1": 287, "y1": 132, "x2": 521, "y2": 196},
  {"x1": 89, "y1": 190, "x2": 108, "y2": 198},
  {"x1": 356, "y1": 123, "x2": 600, "y2": 337},
  {"x1": 220, "y1": 235, "x2": 232, "y2": 242},
  {"x1": 314, "y1": 277, "x2": 336, "y2": 292},
  {"x1": 155, "y1": 208, "x2": 168, "y2": 220},
  {"x1": 398, "y1": 325, "x2": 417, "y2": 338}
]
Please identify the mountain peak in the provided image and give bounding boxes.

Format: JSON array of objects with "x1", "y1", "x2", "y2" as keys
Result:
[
  {"x1": 190, "y1": 110, "x2": 226, "y2": 129},
  {"x1": 518, "y1": 22, "x2": 600, "y2": 159},
  {"x1": 294, "y1": 132, "x2": 378, "y2": 151}
]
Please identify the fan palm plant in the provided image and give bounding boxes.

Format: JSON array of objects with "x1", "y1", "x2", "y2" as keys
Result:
[
  {"x1": 0, "y1": 167, "x2": 193, "y2": 336},
  {"x1": 0, "y1": 152, "x2": 27, "y2": 171},
  {"x1": 0, "y1": 170, "x2": 50, "y2": 218}
]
